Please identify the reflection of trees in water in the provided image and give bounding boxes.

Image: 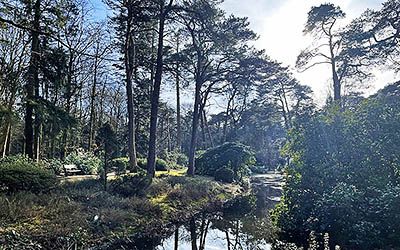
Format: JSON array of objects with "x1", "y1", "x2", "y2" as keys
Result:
[
  {"x1": 172, "y1": 213, "x2": 273, "y2": 250},
  {"x1": 161, "y1": 185, "x2": 278, "y2": 250}
]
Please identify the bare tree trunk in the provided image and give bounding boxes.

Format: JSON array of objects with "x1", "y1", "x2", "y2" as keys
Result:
[
  {"x1": 202, "y1": 109, "x2": 214, "y2": 147},
  {"x1": 200, "y1": 110, "x2": 206, "y2": 149},
  {"x1": 125, "y1": 4, "x2": 137, "y2": 172},
  {"x1": 199, "y1": 218, "x2": 210, "y2": 250},
  {"x1": 24, "y1": 0, "x2": 41, "y2": 159},
  {"x1": 221, "y1": 90, "x2": 235, "y2": 144},
  {"x1": 88, "y1": 45, "x2": 99, "y2": 150},
  {"x1": 2, "y1": 121, "x2": 11, "y2": 158},
  {"x1": 147, "y1": 5, "x2": 168, "y2": 177},
  {"x1": 329, "y1": 35, "x2": 341, "y2": 102},
  {"x1": 225, "y1": 230, "x2": 231, "y2": 250},
  {"x1": 175, "y1": 35, "x2": 182, "y2": 151},
  {"x1": 188, "y1": 80, "x2": 201, "y2": 176}
]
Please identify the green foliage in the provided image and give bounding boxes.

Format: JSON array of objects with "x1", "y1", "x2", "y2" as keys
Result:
[
  {"x1": 136, "y1": 158, "x2": 170, "y2": 171},
  {"x1": 155, "y1": 158, "x2": 169, "y2": 171},
  {"x1": 65, "y1": 150, "x2": 101, "y2": 175},
  {"x1": 110, "y1": 157, "x2": 129, "y2": 174},
  {"x1": 43, "y1": 158, "x2": 64, "y2": 175},
  {"x1": 109, "y1": 174, "x2": 152, "y2": 197},
  {"x1": 195, "y1": 142, "x2": 255, "y2": 181},
  {"x1": 161, "y1": 150, "x2": 188, "y2": 168},
  {"x1": 137, "y1": 158, "x2": 147, "y2": 169},
  {"x1": 273, "y1": 83, "x2": 400, "y2": 249},
  {"x1": 0, "y1": 155, "x2": 58, "y2": 193},
  {"x1": 223, "y1": 194, "x2": 256, "y2": 218},
  {"x1": 304, "y1": 3, "x2": 345, "y2": 34},
  {"x1": 214, "y1": 167, "x2": 235, "y2": 183}
]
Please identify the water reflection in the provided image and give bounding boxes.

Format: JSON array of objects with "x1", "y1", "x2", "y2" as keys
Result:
[
  {"x1": 158, "y1": 214, "x2": 272, "y2": 250},
  {"x1": 157, "y1": 173, "x2": 282, "y2": 250}
]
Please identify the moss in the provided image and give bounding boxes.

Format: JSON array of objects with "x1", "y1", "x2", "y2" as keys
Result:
[{"x1": 155, "y1": 168, "x2": 187, "y2": 177}]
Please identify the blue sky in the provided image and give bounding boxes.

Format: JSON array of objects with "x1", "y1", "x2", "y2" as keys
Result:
[
  {"x1": 88, "y1": 0, "x2": 108, "y2": 21},
  {"x1": 87, "y1": 0, "x2": 397, "y2": 105}
]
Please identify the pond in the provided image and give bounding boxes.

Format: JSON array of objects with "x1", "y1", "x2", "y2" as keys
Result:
[
  {"x1": 99, "y1": 172, "x2": 283, "y2": 250},
  {"x1": 156, "y1": 173, "x2": 283, "y2": 250},
  {"x1": 157, "y1": 216, "x2": 273, "y2": 250}
]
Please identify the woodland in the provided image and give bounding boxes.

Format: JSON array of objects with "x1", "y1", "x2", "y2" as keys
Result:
[{"x1": 1, "y1": 0, "x2": 400, "y2": 249}]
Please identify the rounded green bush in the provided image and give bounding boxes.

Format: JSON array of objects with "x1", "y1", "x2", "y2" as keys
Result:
[
  {"x1": 195, "y1": 142, "x2": 255, "y2": 181},
  {"x1": 65, "y1": 150, "x2": 101, "y2": 175},
  {"x1": 214, "y1": 167, "x2": 235, "y2": 183},
  {"x1": 155, "y1": 158, "x2": 169, "y2": 171},
  {"x1": 0, "y1": 156, "x2": 58, "y2": 193},
  {"x1": 110, "y1": 157, "x2": 129, "y2": 174},
  {"x1": 136, "y1": 158, "x2": 170, "y2": 171},
  {"x1": 110, "y1": 174, "x2": 151, "y2": 197}
]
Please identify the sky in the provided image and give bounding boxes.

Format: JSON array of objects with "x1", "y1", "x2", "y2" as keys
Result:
[
  {"x1": 221, "y1": 0, "x2": 398, "y2": 104},
  {"x1": 89, "y1": 0, "x2": 398, "y2": 106}
]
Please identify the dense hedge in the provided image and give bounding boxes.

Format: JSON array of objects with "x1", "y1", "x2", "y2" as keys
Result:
[{"x1": 0, "y1": 155, "x2": 58, "y2": 193}]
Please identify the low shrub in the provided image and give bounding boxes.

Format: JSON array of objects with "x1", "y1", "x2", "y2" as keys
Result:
[
  {"x1": 156, "y1": 158, "x2": 169, "y2": 171},
  {"x1": 137, "y1": 158, "x2": 147, "y2": 169},
  {"x1": 65, "y1": 150, "x2": 101, "y2": 175},
  {"x1": 162, "y1": 151, "x2": 188, "y2": 167},
  {"x1": 195, "y1": 142, "x2": 255, "y2": 181},
  {"x1": 110, "y1": 157, "x2": 129, "y2": 174},
  {"x1": 43, "y1": 158, "x2": 64, "y2": 175},
  {"x1": 136, "y1": 158, "x2": 170, "y2": 171},
  {"x1": 0, "y1": 155, "x2": 58, "y2": 193},
  {"x1": 214, "y1": 167, "x2": 235, "y2": 183},
  {"x1": 109, "y1": 174, "x2": 152, "y2": 197},
  {"x1": 223, "y1": 194, "x2": 256, "y2": 218}
]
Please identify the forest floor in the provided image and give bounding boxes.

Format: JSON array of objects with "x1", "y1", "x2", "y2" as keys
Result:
[
  {"x1": 60, "y1": 168, "x2": 188, "y2": 182},
  {"x1": 0, "y1": 171, "x2": 245, "y2": 249}
]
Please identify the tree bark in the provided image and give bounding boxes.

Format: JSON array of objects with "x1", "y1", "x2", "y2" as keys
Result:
[
  {"x1": 124, "y1": 3, "x2": 138, "y2": 172},
  {"x1": 147, "y1": 4, "x2": 168, "y2": 177},
  {"x1": 88, "y1": 46, "x2": 99, "y2": 150},
  {"x1": 2, "y1": 121, "x2": 11, "y2": 158},
  {"x1": 329, "y1": 35, "x2": 341, "y2": 102},
  {"x1": 175, "y1": 35, "x2": 182, "y2": 151},
  {"x1": 24, "y1": 0, "x2": 41, "y2": 159},
  {"x1": 188, "y1": 79, "x2": 202, "y2": 176}
]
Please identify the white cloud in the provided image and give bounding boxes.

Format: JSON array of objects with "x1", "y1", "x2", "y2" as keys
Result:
[{"x1": 222, "y1": 0, "x2": 398, "y2": 105}]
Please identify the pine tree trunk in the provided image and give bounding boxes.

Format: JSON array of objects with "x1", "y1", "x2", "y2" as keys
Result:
[
  {"x1": 175, "y1": 36, "x2": 182, "y2": 151},
  {"x1": 188, "y1": 79, "x2": 202, "y2": 176},
  {"x1": 125, "y1": 5, "x2": 137, "y2": 172},
  {"x1": 147, "y1": 10, "x2": 166, "y2": 177},
  {"x1": 88, "y1": 45, "x2": 99, "y2": 151},
  {"x1": 24, "y1": 0, "x2": 41, "y2": 159}
]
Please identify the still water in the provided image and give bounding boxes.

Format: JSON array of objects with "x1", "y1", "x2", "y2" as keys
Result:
[{"x1": 158, "y1": 220, "x2": 272, "y2": 250}]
